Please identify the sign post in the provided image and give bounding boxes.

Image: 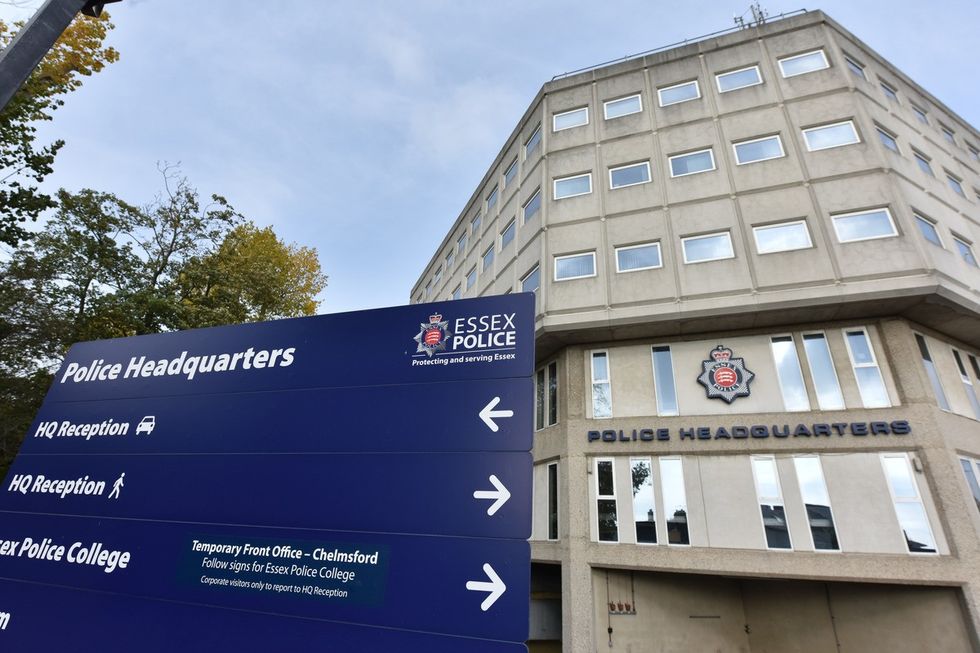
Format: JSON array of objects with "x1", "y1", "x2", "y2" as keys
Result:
[{"x1": 0, "y1": 294, "x2": 535, "y2": 650}]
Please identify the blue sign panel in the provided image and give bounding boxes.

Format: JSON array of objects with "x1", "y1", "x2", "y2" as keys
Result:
[{"x1": 0, "y1": 293, "x2": 535, "y2": 648}]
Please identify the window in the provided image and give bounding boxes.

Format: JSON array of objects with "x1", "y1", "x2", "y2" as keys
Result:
[
  {"x1": 522, "y1": 189, "x2": 541, "y2": 223},
  {"x1": 778, "y1": 49, "x2": 829, "y2": 77},
  {"x1": 616, "y1": 242, "x2": 661, "y2": 272},
  {"x1": 954, "y1": 236, "x2": 978, "y2": 267},
  {"x1": 500, "y1": 219, "x2": 515, "y2": 250},
  {"x1": 424, "y1": 280, "x2": 431, "y2": 297},
  {"x1": 843, "y1": 328, "x2": 890, "y2": 408},
  {"x1": 658, "y1": 80, "x2": 700, "y2": 106},
  {"x1": 914, "y1": 213, "x2": 943, "y2": 247},
  {"x1": 668, "y1": 148, "x2": 716, "y2": 177},
  {"x1": 521, "y1": 265, "x2": 540, "y2": 293},
  {"x1": 844, "y1": 55, "x2": 866, "y2": 80},
  {"x1": 753, "y1": 220, "x2": 812, "y2": 254},
  {"x1": 953, "y1": 350, "x2": 980, "y2": 418},
  {"x1": 911, "y1": 104, "x2": 929, "y2": 124},
  {"x1": 591, "y1": 351, "x2": 612, "y2": 418},
  {"x1": 940, "y1": 125, "x2": 956, "y2": 145},
  {"x1": 968, "y1": 144, "x2": 980, "y2": 162},
  {"x1": 536, "y1": 361, "x2": 559, "y2": 429},
  {"x1": 609, "y1": 161, "x2": 651, "y2": 189},
  {"x1": 946, "y1": 172, "x2": 965, "y2": 197},
  {"x1": 486, "y1": 186, "x2": 498, "y2": 212},
  {"x1": 881, "y1": 454, "x2": 937, "y2": 553},
  {"x1": 716, "y1": 65, "x2": 762, "y2": 92},
  {"x1": 651, "y1": 346, "x2": 678, "y2": 416},
  {"x1": 553, "y1": 107, "x2": 588, "y2": 132},
  {"x1": 603, "y1": 94, "x2": 642, "y2": 119},
  {"x1": 682, "y1": 232, "x2": 734, "y2": 263},
  {"x1": 771, "y1": 336, "x2": 810, "y2": 411},
  {"x1": 481, "y1": 245, "x2": 494, "y2": 272},
  {"x1": 432, "y1": 266, "x2": 442, "y2": 285},
  {"x1": 457, "y1": 232, "x2": 467, "y2": 255},
  {"x1": 631, "y1": 458, "x2": 657, "y2": 544},
  {"x1": 504, "y1": 158, "x2": 518, "y2": 187},
  {"x1": 445, "y1": 249, "x2": 455, "y2": 270},
  {"x1": 660, "y1": 458, "x2": 689, "y2": 545},
  {"x1": 466, "y1": 266, "x2": 476, "y2": 290},
  {"x1": 913, "y1": 150, "x2": 934, "y2": 176},
  {"x1": 451, "y1": 285, "x2": 461, "y2": 301},
  {"x1": 802, "y1": 333, "x2": 845, "y2": 410},
  {"x1": 960, "y1": 457, "x2": 980, "y2": 515},
  {"x1": 752, "y1": 456, "x2": 791, "y2": 549},
  {"x1": 471, "y1": 212, "x2": 482, "y2": 233},
  {"x1": 793, "y1": 456, "x2": 840, "y2": 551},
  {"x1": 548, "y1": 462, "x2": 559, "y2": 540},
  {"x1": 525, "y1": 125, "x2": 542, "y2": 159},
  {"x1": 733, "y1": 135, "x2": 784, "y2": 164},
  {"x1": 880, "y1": 81, "x2": 899, "y2": 102},
  {"x1": 555, "y1": 252, "x2": 596, "y2": 280},
  {"x1": 914, "y1": 333, "x2": 949, "y2": 410},
  {"x1": 553, "y1": 173, "x2": 592, "y2": 199},
  {"x1": 595, "y1": 459, "x2": 618, "y2": 541},
  {"x1": 803, "y1": 121, "x2": 860, "y2": 151},
  {"x1": 831, "y1": 208, "x2": 897, "y2": 243},
  {"x1": 876, "y1": 126, "x2": 899, "y2": 153}
]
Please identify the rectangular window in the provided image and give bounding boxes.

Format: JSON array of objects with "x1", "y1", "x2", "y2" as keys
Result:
[
  {"x1": 445, "y1": 249, "x2": 455, "y2": 270},
  {"x1": 616, "y1": 242, "x2": 662, "y2": 272},
  {"x1": 522, "y1": 189, "x2": 541, "y2": 223},
  {"x1": 914, "y1": 213, "x2": 943, "y2": 248},
  {"x1": 753, "y1": 220, "x2": 812, "y2": 254},
  {"x1": 651, "y1": 346, "x2": 678, "y2": 416},
  {"x1": 503, "y1": 158, "x2": 518, "y2": 187},
  {"x1": 960, "y1": 457, "x2": 980, "y2": 515},
  {"x1": 803, "y1": 121, "x2": 860, "y2": 151},
  {"x1": 482, "y1": 245, "x2": 494, "y2": 272},
  {"x1": 548, "y1": 463, "x2": 559, "y2": 540},
  {"x1": 548, "y1": 361, "x2": 558, "y2": 426},
  {"x1": 555, "y1": 252, "x2": 596, "y2": 280},
  {"x1": 553, "y1": 107, "x2": 588, "y2": 132},
  {"x1": 802, "y1": 333, "x2": 845, "y2": 410},
  {"x1": 525, "y1": 125, "x2": 542, "y2": 158},
  {"x1": 451, "y1": 285, "x2": 461, "y2": 301},
  {"x1": 424, "y1": 280, "x2": 431, "y2": 297},
  {"x1": 880, "y1": 81, "x2": 899, "y2": 102},
  {"x1": 734, "y1": 135, "x2": 784, "y2": 165},
  {"x1": 716, "y1": 65, "x2": 762, "y2": 92},
  {"x1": 457, "y1": 232, "x2": 467, "y2": 255},
  {"x1": 433, "y1": 266, "x2": 442, "y2": 284},
  {"x1": 535, "y1": 368, "x2": 545, "y2": 430},
  {"x1": 658, "y1": 80, "x2": 700, "y2": 106},
  {"x1": 466, "y1": 266, "x2": 476, "y2": 290},
  {"x1": 954, "y1": 237, "x2": 979, "y2": 267},
  {"x1": 881, "y1": 454, "x2": 937, "y2": 553},
  {"x1": 603, "y1": 94, "x2": 642, "y2": 120},
  {"x1": 669, "y1": 148, "x2": 716, "y2": 177},
  {"x1": 682, "y1": 232, "x2": 734, "y2": 264},
  {"x1": 471, "y1": 212, "x2": 482, "y2": 233},
  {"x1": 591, "y1": 351, "x2": 612, "y2": 418},
  {"x1": 521, "y1": 265, "x2": 540, "y2": 293},
  {"x1": 946, "y1": 172, "x2": 965, "y2": 197},
  {"x1": 500, "y1": 219, "x2": 516, "y2": 250},
  {"x1": 844, "y1": 328, "x2": 890, "y2": 408},
  {"x1": 953, "y1": 350, "x2": 980, "y2": 419},
  {"x1": 831, "y1": 208, "x2": 898, "y2": 243},
  {"x1": 631, "y1": 458, "x2": 657, "y2": 544},
  {"x1": 536, "y1": 361, "x2": 558, "y2": 429},
  {"x1": 553, "y1": 173, "x2": 592, "y2": 199},
  {"x1": 771, "y1": 336, "x2": 810, "y2": 411},
  {"x1": 595, "y1": 458, "x2": 618, "y2": 541},
  {"x1": 752, "y1": 456, "x2": 792, "y2": 550},
  {"x1": 609, "y1": 161, "x2": 651, "y2": 189},
  {"x1": 911, "y1": 104, "x2": 929, "y2": 124},
  {"x1": 913, "y1": 150, "x2": 934, "y2": 176},
  {"x1": 660, "y1": 458, "x2": 689, "y2": 545},
  {"x1": 778, "y1": 49, "x2": 829, "y2": 77},
  {"x1": 793, "y1": 456, "x2": 840, "y2": 551},
  {"x1": 940, "y1": 125, "x2": 956, "y2": 145},
  {"x1": 876, "y1": 126, "x2": 899, "y2": 153},
  {"x1": 844, "y1": 55, "x2": 866, "y2": 80},
  {"x1": 968, "y1": 144, "x2": 980, "y2": 162},
  {"x1": 486, "y1": 186, "x2": 498, "y2": 212}
]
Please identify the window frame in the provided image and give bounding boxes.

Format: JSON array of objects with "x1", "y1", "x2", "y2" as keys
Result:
[
  {"x1": 831, "y1": 207, "x2": 898, "y2": 244},
  {"x1": 802, "y1": 120, "x2": 861, "y2": 152},
  {"x1": 594, "y1": 457, "x2": 618, "y2": 542},
  {"x1": 952, "y1": 349, "x2": 980, "y2": 420},
  {"x1": 875, "y1": 125, "x2": 900, "y2": 153},
  {"x1": 536, "y1": 361, "x2": 559, "y2": 431},
  {"x1": 547, "y1": 461, "x2": 559, "y2": 540},
  {"x1": 681, "y1": 231, "x2": 735, "y2": 264},
  {"x1": 880, "y1": 80, "x2": 900, "y2": 103},
  {"x1": 615, "y1": 241, "x2": 662, "y2": 273},
  {"x1": 912, "y1": 149, "x2": 934, "y2": 177},
  {"x1": 733, "y1": 134, "x2": 785, "y2": 165},
  {"x1": 499, "y1": 218, "x2": 516, "y2": 250},
  {"x1": 521, "y1": 264, "x2": 541, "y2": 293},
  {"x1": 770, "y1": 334, "x2": 811, "y2": 412},
  {"x1": 603, "y1": 93, "x2": 643, "y2": 120},
  {"x1": 668, "y1": 148, "x2": 716, "y2": 178},
  {"x1": 481, "y1": 244, "x2": 494, "y2": 273},
  {"x1": 471, "y1": 212, "x2": 482, "y2": 234},
  {"x1": 554, "y1": 251, "x2": 597, "y2": 281},
  {"x1": 801, "y1": 331, "x2": 846, "y2": 411},
  {"x1": 752, "y1": 219, "x2": 813, "y2": 254},
  {"x1": 793, "y1": 455, "x2": 842, "y2": 552},
  {"x1": 842, "y1": 327, "x2": 891, "y2": 408},
  {"x1": 465, "y1": 266, "x2": 476, "y2": 290},
  {"x1": 590, "y1": 350, "x2": 612, "y2": 419},
  {"x1": 524, "y1": 124, "x2": 542, "y2": 159},
  {"x1": 451, "y1": 285, "x2": 461, "y2": 301},
  {"x1": 608, "y1": 161, "x2": 652, "y2": 189},
  {"x1": 522, "y1": 188, "x2": 541, "y2": 223},
  {"x1": 715, "y1": 65, "x2": 763, "y2": 93},
  {"x1": 751, "y1": 455, "x2": 793, "y2": 551},
  {"x1": 630, "y1": 456, "x2": 658, "y2": 545},
  {"x1": 945, "y1": 171, "x2": 965, "y2": 197},
  {"x1": 657, "y1": 79, "x2": 701, "y2": 107},
  {"x1": 659, "y1": 457, "x2": 690, "y2": 546},
  {"x1": 913, "y1": 212, "x2": 944, "y2": 248},
  {"x1": 552, "y1": 106, "x2": 589, "y2": 132},
  {"x1": 651, "y1": 345, "x2": 679, "y2": 417},
  {"x1": 940, "y1": 125, "x2": 956, "y2": 146},
  {"x1": 953, "y1": 236, "x2": 979, "y2": 267},
  {"x1": 910, "y1": 103, "x2": 929, "y2": 125},
  {"x1": 485, "y1": 186, "x2": 498, "y2": 212},
  {"x1": 553, "y1": 172, "x2": 593, "y2": 200},
  {"x1": 777, "y1": 49, "x2": 830, "y2": 78},
  {"x1": 843, "y1": 54, "x2": 866, "y2": 81},
  {"x1": 503, "y1": 157, "x2": 518, "y2": 188},
  {"x1": 880, "y1": 453, "x2": 938, "y2": 555}
]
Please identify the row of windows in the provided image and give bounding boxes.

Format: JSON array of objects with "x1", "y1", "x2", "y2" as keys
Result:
[
  {"x1": 915, "y1": 334, "x2": 980, "y2": 420},
  {"x1": 589, "y1": 329, "x2": 888, "y2": 418},
  {"x1": 874, "y1": 122, "x2": 980, "y2": 202},
  {"x1": 591, "y1": 453, "x2": 936, "y2": 554}
]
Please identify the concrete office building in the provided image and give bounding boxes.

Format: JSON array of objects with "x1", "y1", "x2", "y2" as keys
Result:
[{"x1": 411, "y1": 10, "x2": 980, "y2": 652}]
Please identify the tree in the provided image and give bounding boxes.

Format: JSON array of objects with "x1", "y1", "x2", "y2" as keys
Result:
[{"x1": 0, "y1": 13, "x2": 119, "y2": 247}]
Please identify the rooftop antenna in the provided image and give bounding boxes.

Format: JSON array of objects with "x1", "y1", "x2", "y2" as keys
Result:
[{"x1": 734, "y1": 3, "x2": 769, "y2": 29}]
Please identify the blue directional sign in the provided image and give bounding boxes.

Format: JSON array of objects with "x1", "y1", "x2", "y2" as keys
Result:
[{"x1": 0, "y1": 294, "x2": 535, "y2": 649}]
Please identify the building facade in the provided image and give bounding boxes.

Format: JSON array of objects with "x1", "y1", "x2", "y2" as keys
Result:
[{"x1": 411, "y1": 10, "x2": 980, "y2": 652}]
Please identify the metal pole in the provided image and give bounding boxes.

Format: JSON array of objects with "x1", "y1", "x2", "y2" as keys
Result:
[{"x1": 0, "y1": 0, "x2": 92, "y2": 112}]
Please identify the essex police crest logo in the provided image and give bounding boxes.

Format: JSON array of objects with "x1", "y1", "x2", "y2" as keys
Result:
[
  {"x1": 697, "y1": 345, "x2": 755, "y2": 403},
  {"x1": 414, "y1": 313, "x2": 452, "y2": 357}
]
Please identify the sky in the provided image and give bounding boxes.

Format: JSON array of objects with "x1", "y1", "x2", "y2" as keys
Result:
[{"x1": 1, "y1": 0, "x2": 978, "y2": 314}]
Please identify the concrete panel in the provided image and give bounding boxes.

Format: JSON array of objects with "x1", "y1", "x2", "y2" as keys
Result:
[
  {"x1": 767, "y1": 25, "x2": 850, "y2": 101},
  {"x1": 547, "y1": 84, "x2": 596, "y2": 154},
  {"x1": 605, "y1": 210, "x2": 677, "y2": 307},
  {"x1": 704, "y1": 41, "x2": 778, "y2": 116},
  {"x1": 698, "y1": 455, "x2": 766, "y2": 550},
  {"x1": 720, "y1": 108, "x2": 806, "y2": 192},
  {"x1": 608, "y1": 345, "x2": 657, "y2": 418},
  {"x1": 650, "y1": 57, "x2": 711, "y2": 128},
  {"x1": 670, "y1": 198, "x2": 754, "y2": 299},
  {"x1": 599, "y1": 133, "x2": 662, "y2": 216},
  {"x1": 660, "y1": 121, "x2": 731, "y2": 204},
  {"x1": 741, "y1": 579, "x2": 838, "y2": 653},
  {"x1": 596, "y1": 71, "x2": 651, "y2": 142},
  {"x1": 821, "y1": 452, "x2": 906, "y2": 554}
]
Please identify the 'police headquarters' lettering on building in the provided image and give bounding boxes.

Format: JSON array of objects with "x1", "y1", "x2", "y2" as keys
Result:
[{"x1": 588, "y1": 420, "x2": 912, "y2": 443}]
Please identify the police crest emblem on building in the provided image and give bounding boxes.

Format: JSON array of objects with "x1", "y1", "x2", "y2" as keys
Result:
[
  {"x1": 414, "y1": 313, "x2": 452, "y2": 357},
  {"x1": 697, "y1": 345, "x2": 755, "y2": 403}
]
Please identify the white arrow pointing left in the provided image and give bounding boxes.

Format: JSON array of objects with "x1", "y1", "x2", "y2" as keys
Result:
[
  {"x1": 473, "y1": 474, "x2": 511, "y2": 516},
  {"x1": 465, "y1": 563, "x2": 507, "y2": 611}
]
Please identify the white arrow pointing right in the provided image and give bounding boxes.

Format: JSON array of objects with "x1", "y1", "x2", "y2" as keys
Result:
[
  {"x1": 473, "y1": 474, "x2": 511, "y2": 516},
  {"x1": 465, "y1": 563, "x2": 507, "y2": 611},
  {"x1": 479, "y1": 396, "x2": 514, "y2": 432}
]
